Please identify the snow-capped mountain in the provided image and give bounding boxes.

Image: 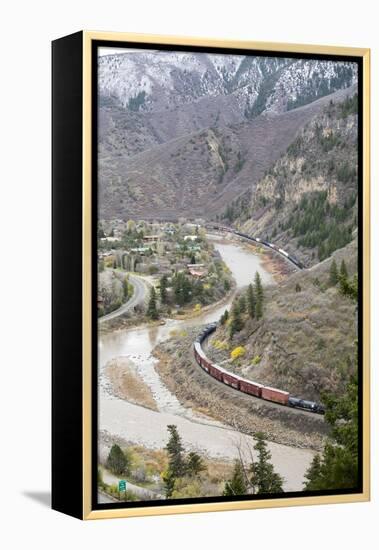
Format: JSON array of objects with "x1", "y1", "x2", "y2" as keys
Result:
[
  {"x1": 264, "y1": 59, "x2": 358, "y2": 113},
  {"x1": 97, "y1": 49, "x2": 358, "y2": 220},
  {"x1": 98, "y1": 50, "x2": 357, "y2": 117}
]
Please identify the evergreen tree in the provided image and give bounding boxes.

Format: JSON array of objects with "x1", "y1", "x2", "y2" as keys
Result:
[
  {"x1": 303, "y1": 454, "x2": 322, "y2": 488},
  {"x1": 229, "y1": 300, "x2": 243, "y2": 339},
  {"x1": 164, "y1": 425, "x2": 186, "y2": 497},
  {"x1": 159, "y1": 275, "x2": 168, "y2": 304},
  {"x1": 338, "y1": 260, "x2": 352, "y2": 298},
  {"x1": 295, "y1": 283, "x2": 302, "y2": 293},
  {"x1": 239, "y1": 294, "x2": 247, "y2": 313},
  {"x1": 220, "y1": 309, "x2": 229, "y2": 325},
  {"x1": 318, "y1": 242, "x2": 325, "y2": 261},
  {"x1": 166, "y1": 425, "x2": 186, "y2": 477},
  {"x1": 147, "y1": 287, "x2": 159, "y2": 320},
  {"x1": 186, "y1": 452, "x2": 206, "y2": 477},
  {"x1": 224, "y1": 279, "x2": 231, "y2": 292},
  {"x1": 193, "y1": 280, "x2": 204, "y2": 302},
  {"x1": 247, "y1": 283, "x2": 256, "y2": 319},
  {"x1": 339, "y1": 273, "x2": 358, "y2": 301},
  {"x1": 173, "y1": 272, "x2": 192, "y2": 306},
  {"x1": 190, "y1": 254, "x2": 196, "y2": 264},
  {"x1": 304, "y1": 371, "x2": 359, "y2": 491},
  {"x1": 106, "y1": 444, "x2": 129, "y2": 476},
  {"x1": 254, "y1": 271, "x2": 264, "y2": 319},
  {"x1": 329, "y1": 258, "x2": 339, "y2": 285},
  {"x1": 250, "y1": 433, "x2": 283, "y2": 494},
  {"x1": 339, "y1": 259, "x2": 348, "y2": 281},
  {"x1": 223, "y1": 461, "x2": 248, "y2": 496},
  {"x1": 182, "y1": 276, "x2": 192, "y2": 304}
]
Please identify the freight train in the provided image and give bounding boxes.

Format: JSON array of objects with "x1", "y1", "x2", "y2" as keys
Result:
[
  {"x1": 194, "y1": 324, "x2": 325, "y2": 415},
  {"x1": 207, "y1": 224, "x2": 305, "y2": 270},
  {"x1": 233, "y1": 231, "x2": 305, "y2": 270}
]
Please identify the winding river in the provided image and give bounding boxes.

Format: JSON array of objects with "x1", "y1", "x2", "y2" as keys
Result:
[{"x1": 99, "y1": 236, "x2": 315, "y2": 492}]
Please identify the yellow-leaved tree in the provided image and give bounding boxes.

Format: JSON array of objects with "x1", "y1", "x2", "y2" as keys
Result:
[{"x1": 230, "y1": 346, "x2": 246, "y2": 360}]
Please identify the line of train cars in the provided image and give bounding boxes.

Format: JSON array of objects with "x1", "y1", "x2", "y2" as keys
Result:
[
  {"x1": 208, "y1": 224, "x2": 305, "y2": 270},
  {"x1": 194, "y1": 324, "x2": 325, "y2": 415},
  {"x1": 233, "y1": 231, "x2": 305, "y2": 270}
]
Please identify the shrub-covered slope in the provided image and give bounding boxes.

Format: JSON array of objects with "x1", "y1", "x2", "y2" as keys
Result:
[{"x1": 207, "y1": 239, "x2": 358, "y2": 402}]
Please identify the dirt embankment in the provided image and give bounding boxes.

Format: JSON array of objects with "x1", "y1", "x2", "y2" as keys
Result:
[
  {"x1": 153, "y1": 331, "x2": 328, "y2": 452},
  {"x1": 105, "y1": 357, "x2": 158, "y2": 411}
]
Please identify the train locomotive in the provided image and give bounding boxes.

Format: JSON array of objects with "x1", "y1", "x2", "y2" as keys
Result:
[{"x1": 193, "y1": 324, "x2": 325, "y2": 415}]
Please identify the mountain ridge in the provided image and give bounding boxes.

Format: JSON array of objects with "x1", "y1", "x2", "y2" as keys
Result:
[
  {"x1": 99, "y1": 52, "x2": 357, "y2": 117},
  {"x1": 99, "y1": 84, "x2": 357, "y2": 220},
  {"x1": 225, "y1": 91, "x2": 358, "y2": 266}
]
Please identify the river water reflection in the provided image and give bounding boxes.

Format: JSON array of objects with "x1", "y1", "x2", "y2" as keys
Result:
[{"x1": 99, "y1": 237, "x2": 274, "y2": 370}]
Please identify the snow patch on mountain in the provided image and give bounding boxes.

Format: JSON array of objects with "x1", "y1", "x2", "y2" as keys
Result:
[
  {"x1": 265, "y1": 59, "x2": 358, "y2": 113},
  {"x1": 98, "y1": 50, "x2": 358, "y2": 120}
]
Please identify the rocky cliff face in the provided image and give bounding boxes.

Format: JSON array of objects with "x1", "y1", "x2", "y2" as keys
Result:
[{"x1": 227, "y1": 94, "x2": 358, "y2": 265}]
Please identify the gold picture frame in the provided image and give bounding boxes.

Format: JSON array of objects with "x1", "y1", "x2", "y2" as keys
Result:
[{"x1": 52, "y1": 31, "x2": 370, "y2": 520}]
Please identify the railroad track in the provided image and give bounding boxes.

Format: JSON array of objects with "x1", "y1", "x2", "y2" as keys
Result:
[
  {"x1": 193, "y1": 323, "x2": 325, "y2": 416},
  {"x1": 206, "y1": 223, "x2": 306, "y2": 270}
]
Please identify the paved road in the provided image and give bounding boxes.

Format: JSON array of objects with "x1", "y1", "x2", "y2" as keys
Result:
[
  {"x1": 98, "y1": 491, "x2": 117, "y2": 504},
  {"x1": 99, "y1": 274, "x2": 149, "y2": 323},
  {"x1": 101, "y1": 469, "x2": 164, "y2": 500}
]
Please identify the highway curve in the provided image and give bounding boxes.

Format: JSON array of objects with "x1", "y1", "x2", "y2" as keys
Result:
[{"x1": 99, "y1": 274, "x2": 149, "y2": 323}]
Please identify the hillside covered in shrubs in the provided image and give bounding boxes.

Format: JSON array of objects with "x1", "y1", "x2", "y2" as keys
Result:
[{"x1": 206, "y1": 239, "x2": 358, "y2": 402}]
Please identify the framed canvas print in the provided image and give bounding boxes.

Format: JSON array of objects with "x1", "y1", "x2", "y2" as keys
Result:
[{"x1": 52, "y1": 31, "x2": 370, "y2": 520}]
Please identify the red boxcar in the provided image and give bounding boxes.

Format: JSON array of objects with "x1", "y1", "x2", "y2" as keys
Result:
[
  {"x1": 261, "y1": 386, "x2": 289, "y2": 405},
  {"x1": 194, "y1": 344, "x2": 202, "y2": 365},
  {"x1": 209, "y1": 364, "x2": 223, "y2": 382},
  {"x1": 202, "y1": 357, "x2": 211, "y2": 372},
  {"x1": 239, "y1": 379, "x2": 263, "y2": 398},
  {"x1": 222, "y1": 371, "x2": 240, "y2": 389},
  {"x1": 194, "y1": 343, "x2": 210, "y2": 372},
  {"x1": 195, "y1": 341, "x2": 291, "y2": 408}
]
